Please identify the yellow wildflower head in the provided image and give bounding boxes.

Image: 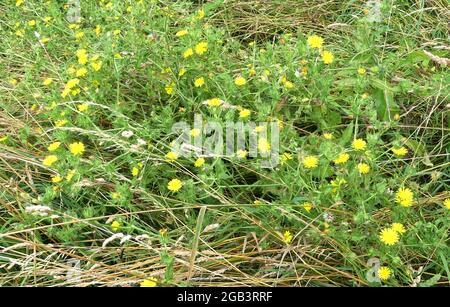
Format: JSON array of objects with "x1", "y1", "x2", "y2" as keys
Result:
[
  {"x1": 183, "y1": 48, "x2": 193, "y2": 58},
  {"x1": 395, "y1": 187, "x2": 414, "y2": 207},
  {"x1": 391, "y1": 147, "x2": 408, "y2": 157},
  {"x1": 47, "y1": 142, "x2": 61, "y2": 152},
  {"x1": 444, "y1": 198, "x2": 450, "y2": 210},
  {"x1": 239, "y1": 108, "x2": 251, "y2": 118},
  {"x1": 334, "y1": 153, "x2": 350, "y2": 165},
  {"x1": 391, "y1": 223, "x2": 406, "y2": 234},
  {"x1": 69, "y1": 142, "x2": 85, "y2": 156},
  {"x1": 323, "y1": 133, "x2": 333, "y2": 140},
  {"x1": 303, "y1": 156, "x2": 319, "y2": 169},
  {"x1": 51, "y1": 175, "x2": 63, "y2": 183},
  {"x1": 283, "y1": 230, "x2": 293, "y2": 244},
  {"x1": 140, "y1": 278, "x2": 157, "y2": 287},
  {"x1": 43, "y1": 78, "x2": 53, "y2": 86},
  {"x1": 377, "y1": 267, "x2": 391, "y2": 281},
  {"x1": 321, "y1": 50, "x2": 334, "y2": 64},
  {"x1": 166, "y1": 151, "x2": 178, "y2": 161},
  {"x1": 111, "y1": 220, "x2": 121, "y2": 232},
  {"x1": 194, "y1": 157, "x2": 205, "y2": 168},
  {"x1": 303, "y1": 202, "x2": 313, "y2": 213},
  {"x1": 132, "y1": 166, "x2": 139, "y2": 177},
  {"x1": 176, "y1": 29, "x2": 188, "y2": 37},
  {"x1": 194, "y1": 42, "x2": 208, "y2": 55},
  {"x1": 379, "y1": 227, "x2": 399, "y2": 246},
  {"x1": 194, "y1": 77, "x2": 205, "y2": 87},
  {"x1": 307, "y1": 35, "x2": 324, "y2": 49},
  {"x1": 206, "y1": 98, "x2": 222, "y2": 107},
  {"x1": 352, "y1": 138, "x2": 367, "y2": 150},
  {"x1": 357, "y1": 163, "x2": 370, "y2": 174},
  {"x1": 257, "y1": 138, "x2": 271, "y2": 153},
  {"x1": 43, "y1": 155, "x2": 58, "y2": 167},
  {"x1": 77, "y1": 103, "x2": 89, "y2": 112},
  {"x1": 234, "y1": 76, "x2": 246, "y2": 86},
  {"x1": 167, "y1": 178, "x2": 183, "y2": 192}
]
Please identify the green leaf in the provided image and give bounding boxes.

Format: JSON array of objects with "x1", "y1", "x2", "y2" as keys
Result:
[
  {"x1": 340, "y1": 121, "x2": 354, "y2": 146},
  {"x1": 419, "y1": 274, "x2": 441, "y2": 287}
]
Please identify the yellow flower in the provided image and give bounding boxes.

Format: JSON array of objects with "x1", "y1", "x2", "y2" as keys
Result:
[
  {"x1": 237, "y1": 150, "x2": 248, "y2": 159},
  {"x1": 442, "y1": 198, "x2": 450, "y2": 209},
  {"x1": 69, "y1": 142, "x2": 85, "y2": 156},
  {"x1": 303, "y1": 156, "x2": 319, "y2": 169},
  {"x1": 258, "y1": 138, "x2": 271, "y2": 153},
  {"x1": 165, "y1": 151, "x2": 178, "y2": 161},
  {"x1": 111, "y1": 192, "x2": 120, "y2": 200},
  {"x1": 196, "y1": 9, "x2": 205, "y2": 20},
  {"x1": 379, "y1": 227, "x2": 399, "y2": 246},
  {"x1": 76, "y1": 49, "x2": 88, "y2": 65},
  {"x1": 66, "y1": 170, "x2": 76, "y2": 181},
  {"x1": 55, "y1": 119, "x2": 68, "y2": 127},
  {"x1": 194, "y1": 42, "x2": 208, "y2": 55},
  {"x1": 113, "y1": 29, "x2": 121, "y2": 36},
  {"x1": 190, "y1": 128, "x2": 201, "y2": 137},
  {"x1": 43, "y1": 155, "x2": 58, "y2": 167},
  {"x1": 91, "y1": 61, "x2": 102, "y2": 71},
  {"x1": 76, "y1": 68, "x2": 88, "y2": 77},
  {"x1": 194, "y1": 157, "x2": 205, "y2": 168},
  {"x1": 281, "y1": 152, "x2": 293, "y2": 162},
  {"x1": 322, "y1": 50, "x2": 334, "y2": 64},
  {"x1": 358, "y1": 67, "x2": 366, "y2": 75},
  {"x1": 28, "y1": 20, "x2": 36, "y2": 27},
  {"x1": 75, "y1": 31, "x2": 85, "y2": 40},
  {"x1": 140, "y1": 278, "x2": 157, "y2": 287},
  {"x1": 77, "y1": 103, "x2": 89, "y2": 112},
  {"x1": 234, "y1": 76, "x2": 246, "y2": 86},
  {"x1": 168, "y1": 179, "x2": 183, "y2": 192},
  {"x1": 165, "y1": 83, "x2": 175, "y2": 95},
  {"x1": 47, "y1": 142, "x2": 61, "y2": 152},
  {"x1": 239, "y1": 108, "x2": 251, "y2": 118},
  {"x1": 392, "y1": 147, "x2": 408, "y2": 157},
  {"x1": 65, "y1": 78, "x2": 80, "y2": 89},
  {"x1": 395, "y1": 187, "x2": 414, "y2": 207},
  {"x1": 377, "y1": 267, "x2": 391, "y2": 281},
  {"x1": 69, "y1": 24, "x2": 80, "y2": 30},
  {"x1": 307, "y1": 35, "x2": 324, "y2": 49},
  {"x1": 183, "y1": 48, "x2": 193, "y2": 58},
  {"x1": 323, "y1": 133, "x2": 333, "y2": 140},
  {"x1": 15, "y1": 29, "x2": 25, "y2": 37},
  {"x1": 357, "y1": 163, "x2": 370, "y2": 174},
  {"x1": 111, "y1": 220, "x2": 121, "y2": 232},
  {"x1": 178, "y1": 68, "x2": 187, "y2": 77},
  {"x1": 194, "y1": 77, "x2": 205, "y2": 87},
  {"x1": 352, "y1": 138, "x2": 367, "y2": 150},
  {"x1": 16, "y1": 0, "x2": 24, "y2": 6},
  {"x1": 176, "y1": 29, "x2": 188, "y2": 37},
  {"x1": 131, "y1": 167, "x2": 139, "y2": 177},
  {"x1": 284, "y1": 80, "x2": 294, "y2": 89},
  {"x1": 283, "y1": 231, "x2": 293, "y2": 244},
  {"x1": 206, "y1": 98, "x2": 222, "y2": 107},
  {"x1": 94, "y1": 25, "x2": 102, "y2": 36},
  {"x1": 303, "y1": 202, "x2": 313, "y2": 213},
  {"x1": 391, "y1": 223, "x2": 406, "y2": 235},
  {"x1": 43, "y1": 78, "x2": 53, "y2": 86},
  {"x1": 51, "y1": 175, "x2": 63, "y2": 183},
  {"x1": 334, "y1": 153, "x2": 350, "y2": 165}
]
